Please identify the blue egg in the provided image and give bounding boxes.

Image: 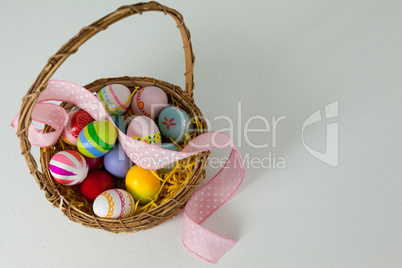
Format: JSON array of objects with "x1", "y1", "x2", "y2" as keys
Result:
[
  {"x1": 110, "y1": 116, "x2": 127, "y2": 133},
  {"x1": 158, "y1": 106, "x2": 192, "y2": 142},
  {"x1": 157, "y1": 143, "x2": 180, "y2": 174},
  {"x1": 104, "y1": 144, "x2": 132, "y2": 178}
]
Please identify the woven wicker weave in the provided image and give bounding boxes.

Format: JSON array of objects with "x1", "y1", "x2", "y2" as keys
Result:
[{"x1": 16, "y1": 2, "x2": 209, "y2": 233}]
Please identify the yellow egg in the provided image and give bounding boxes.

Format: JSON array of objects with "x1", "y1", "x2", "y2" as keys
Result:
[{"x1": 125, "y1": 166, "x2": 161, "y2": 205}]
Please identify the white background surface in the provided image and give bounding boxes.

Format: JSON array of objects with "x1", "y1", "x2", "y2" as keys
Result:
[{"x1": 1, "y1": 0, "x2": 402, "y2": 267}]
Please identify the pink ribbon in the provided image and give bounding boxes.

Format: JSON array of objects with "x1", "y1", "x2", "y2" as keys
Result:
[{"x1": 11, "y1": 80, "x2": 245, "y2": 263}]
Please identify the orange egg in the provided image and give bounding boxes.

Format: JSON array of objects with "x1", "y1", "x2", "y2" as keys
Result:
[{"x1": 125, "y1": 165, "x2": 161, "y2": 205}]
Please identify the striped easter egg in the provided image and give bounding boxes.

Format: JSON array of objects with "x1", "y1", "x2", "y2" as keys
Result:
[
  {"x1": 93, "y1": 189, "x2": 135, "y2": 219},
  {"x1": 49, "y1": 150, "x2": 88, "y2": 186},
  {"x1": 98, "y1": 84, "x2": 132, "y2": 116},
  {"x1": 77, "y1": 120, "x2": 118, "y2": 158}
]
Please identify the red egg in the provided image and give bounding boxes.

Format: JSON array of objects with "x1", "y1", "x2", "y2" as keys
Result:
[
  {"x1": 80, "y1": 171, "x2": 115, "y2": 203},
  {"x1": 61, "y1": 110, "x2": 94, "y2": 145},
  {"x1": 83, "y1": 155, "x2": 104, "y2": 171}
]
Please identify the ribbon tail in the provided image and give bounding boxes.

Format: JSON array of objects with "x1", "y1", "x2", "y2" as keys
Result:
[
  {"x1": 183, "y1": 213, "x2": 236, "y2": 263},
  {"x1": 182, "y1": 134, "x2": 245, "y2": 263}
]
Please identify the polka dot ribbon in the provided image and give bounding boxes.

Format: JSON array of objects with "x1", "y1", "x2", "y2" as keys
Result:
[{"x1": 11, "y1": 80, "x2": 245, "y2": 263}]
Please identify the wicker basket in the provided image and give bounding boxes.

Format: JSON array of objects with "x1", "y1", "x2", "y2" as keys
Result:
[{"x1": 16, "y1": 2, "x2": 210, "y2": 233}]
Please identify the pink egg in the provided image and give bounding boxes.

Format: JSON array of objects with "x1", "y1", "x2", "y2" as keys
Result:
[
  {"x1": 130, "y1": 86, "x2": 168, "y2": 119},
  {"x1": 49, "y1": 150, "x2": 88, "y2": 186},
  {"x1": 126, "y1": 116, "x2": 161, "y2": 145}
]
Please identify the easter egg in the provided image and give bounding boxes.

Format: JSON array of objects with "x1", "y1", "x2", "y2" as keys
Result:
[
  {"x1": 104, "y1": 144, "x2": 132, "y2": 178},
  {"x1": 157, "y1": 143, "x2": 180, "y2": 174},
  {"x1": 49, "y1": 150, "x2": 88, "y2": 186},
  {"x1": 158, "y1": 106, "x2": 193, "y2": 142},
  {"x1": 110, "y1": 115, "x2": 127, "y2": 133},
  {"x1": 126, "y1": 115, "x2": 161, "y2": 145},
  {"x1": 83, "y1": 155, "x2": 104, "y2": 172},
  {"x1": 126, "y1": 166, "x2": 161, "y2": 205},
  {"x1": 98, "y1": 84, "x2": 132, "y2": 116},
  {"x1": 80, "y1": 171, "x2": 115, "y2": 203},
  {"x1": 61, "y1": 110, "x2": 94, "y2": 145},
  {"x1": 131, "y1": 86, "x2": 168, "y2": 119},
  {"x1": 77, "y1": 120, "x2": 118, "y2": 158},
  {"x1": 93, "y1": 189, "x2": 135, "y2": 219}
]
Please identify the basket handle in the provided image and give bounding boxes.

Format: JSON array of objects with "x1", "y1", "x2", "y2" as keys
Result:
[
  {"x1": 17, "y1": 1, "x2": 195, "y2": 179},
  {"x1": 40, "y1": 2, "x2": 194, "y2": 96}
]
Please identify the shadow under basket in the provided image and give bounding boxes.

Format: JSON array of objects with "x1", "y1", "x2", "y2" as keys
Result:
[
  {"x1": 17, "y1": 2, "x2": 210, "y2": 233},
  {"x1": 40, "y1": 77, "x2": 210, "y2": 233}
]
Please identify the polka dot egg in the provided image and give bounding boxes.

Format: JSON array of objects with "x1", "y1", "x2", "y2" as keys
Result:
[
  {"x1": 49, "y1": 150, "x2": 88, "y2": 186},
  {"x1": 93, "y1": 189, "x2": 135, "y2": 219},
  {"x1": 77, "y1": 120, "x2": 118, "y2": 158},
  {"x1": 98, "y1": 84, "x2": 131, "y2": 116},
  {"x1": 61, "y1": 109, "x2": 94, "y2": 145},
  {"x1": 158, "y1": 106, "x2": 193, "y2": 142}
]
